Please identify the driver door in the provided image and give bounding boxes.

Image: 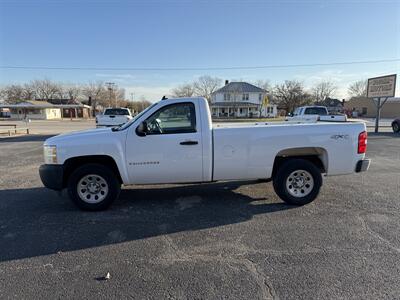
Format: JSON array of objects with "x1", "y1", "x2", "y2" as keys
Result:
[{"x1": 125, "y1": 101, "x2": 203, "y2": 184}]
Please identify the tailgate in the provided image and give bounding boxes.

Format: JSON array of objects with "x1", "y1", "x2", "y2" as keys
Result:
[
  {"x1": 97, "y1": 115, "x2": 128, "y2": 126},
  {"x1": 320, "y1": 115, "x2": 347, "y2": 122}
]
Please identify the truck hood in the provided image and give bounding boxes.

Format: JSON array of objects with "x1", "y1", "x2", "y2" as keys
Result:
[{"x1": 44, "y1": 128, "x2": 112, "y2": 146}]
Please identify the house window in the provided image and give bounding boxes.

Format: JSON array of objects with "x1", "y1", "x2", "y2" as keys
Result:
[
  {"x1": 242, "y1": 93, "x2": 249, "y2": 101},
  {"x1": 259, "y1": 94, "x2": 262, "y2": 101},
  {"x1": 224, "y1": 93, "x2": 231, "y2": 101},
  {"x1": 240, "y1": 108, "x2": 243, "y2": 114}
]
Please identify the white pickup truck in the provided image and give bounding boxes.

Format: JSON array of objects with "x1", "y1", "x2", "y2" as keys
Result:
[
  {"x1": 39, "y1": 97, "x2": 370, "y2": 211},
  {"x1": 96, "y1": 108, "x2": 133, "y2": 127},
  {"x1": 287, "y1": 106, "x2": 347, "y2": 122}
]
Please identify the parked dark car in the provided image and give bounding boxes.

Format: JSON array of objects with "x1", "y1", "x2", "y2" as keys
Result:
[{"x1": 392, "y1": 118, "x2": 400, "y2": 133}]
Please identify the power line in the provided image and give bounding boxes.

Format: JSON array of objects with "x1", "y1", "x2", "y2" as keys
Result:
[{"x1": 0, "y1": 58, "x2": 399, "y2": 71}]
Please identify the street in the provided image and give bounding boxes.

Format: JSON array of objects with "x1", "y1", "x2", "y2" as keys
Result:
[{"x1": 0, "y1": 132, "x2": 399, "y2": 299}]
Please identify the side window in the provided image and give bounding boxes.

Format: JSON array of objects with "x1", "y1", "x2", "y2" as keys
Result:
[{"x1": 145, "y1": 103, "x2": 196, "y2": 135}]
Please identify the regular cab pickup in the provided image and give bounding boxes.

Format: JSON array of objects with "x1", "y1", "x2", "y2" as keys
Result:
[
  {"x1": 287, "y1": 106, "x2": 347, "y2": 122},
  {"x1": 39, "y1": 97, "x2": 370, "y2": 211},
  {"x1": 96, "y1": 108, "x2": 133, "y2": 127}
]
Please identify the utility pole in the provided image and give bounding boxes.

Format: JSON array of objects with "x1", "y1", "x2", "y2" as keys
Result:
[{"x1": 105, "y1": 82, "x2": 115, "y2": 107}]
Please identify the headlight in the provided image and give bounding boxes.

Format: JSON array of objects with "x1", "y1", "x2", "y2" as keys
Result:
[{"x1": 43, "y1": 145, "x2": 57, "y2": 164}]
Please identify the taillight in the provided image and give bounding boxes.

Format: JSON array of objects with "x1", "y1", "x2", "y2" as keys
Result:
[{"x1": 358, "y1": 131, "x2": 367, "y2": 154}]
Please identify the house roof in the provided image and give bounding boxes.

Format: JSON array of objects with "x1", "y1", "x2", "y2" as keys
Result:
[
  {"x1": 315, "y1": 98, "x2": 343, "y2": 107},
  {"x1": 213, "y1": 82, "x2": 266, "y2": 94},
  {"x1": 46, "y1": 98, "x2": 82, "y2": 105}
]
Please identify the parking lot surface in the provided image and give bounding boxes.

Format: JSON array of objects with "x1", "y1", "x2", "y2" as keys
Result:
[{"x1": 0, "y1": 133, "x2": 400, "y2": 299}]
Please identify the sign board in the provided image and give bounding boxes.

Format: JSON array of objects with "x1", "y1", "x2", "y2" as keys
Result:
[{"x1": 367, "y1": 74, "x2": 397, "y2": 98}]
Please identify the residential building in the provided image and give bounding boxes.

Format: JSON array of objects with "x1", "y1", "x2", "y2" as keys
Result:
[
  {"x1": 343, "y1": 97, "x2": 400, "y2": 118},
  {"x1": 315, "y1": 97, "x2": 344, "y2": 114},
  {"x1": 211, "y1": 81, "x2": 277, "y2": 118}
]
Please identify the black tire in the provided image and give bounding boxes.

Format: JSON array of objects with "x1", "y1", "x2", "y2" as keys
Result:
[
  {"x1": 67, "y1": 163, "x2": 121, "y2": 211},
  {"x1": 273, "y1": 159, "x2": 322, "y2": 206},
  {"x1": 392, "y1": 121, "x2": 400, "y2": 133}
]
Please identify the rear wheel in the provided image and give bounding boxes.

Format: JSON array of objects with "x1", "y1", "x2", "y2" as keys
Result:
[
  {"x1": 67, "y1": 163, "x2": 120, "y2": 211},
  {"x1": 273, "y1": 159, "x2": 322, "y2": 205},
  {"x1": 392, "y1": 121, "x2": 400, "y2": 133}
]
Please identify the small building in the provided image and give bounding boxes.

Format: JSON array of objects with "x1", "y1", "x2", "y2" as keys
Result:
[
  {"x1": 46, "y1": 99, "x2": 92, "y2": 118},
  {"x1": 0, "y1": 100, "x2": 92, "y2": 120},
  {"x1": 343, "y1": 97, "x2": 400, "y2": 118},
  {"x1": 1, "y1": 101, "x2": 61, "y2": 120},
  {"x1": 211, "y1": 81, "x2": 278, "y2": 118},
  {"x1": 315, "y1": 98, "x2": 344, "y2": 114}
]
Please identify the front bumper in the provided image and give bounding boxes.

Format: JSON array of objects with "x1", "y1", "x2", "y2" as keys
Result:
[
  {"x1": 355, "y1": 159, "x2": 371, "y2": 173},
  {"x1": 39, "y1": 164, "x2": 64, "y2": 190}
]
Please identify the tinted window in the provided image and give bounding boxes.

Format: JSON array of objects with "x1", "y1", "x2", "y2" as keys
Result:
[
  {"x1": 304, "y1": 107, "x2": 328, "y2": 115},
  {"x1": 145, "y1": 103, "x2": 196, "y2": 135},
  {"x1": 104, "y1": 109, "x2": 130, "y2": 115}
]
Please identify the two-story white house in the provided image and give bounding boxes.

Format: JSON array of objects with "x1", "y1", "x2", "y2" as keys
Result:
[{"x1": 210, "y1": 81, "x2": 277, "y2": 118}]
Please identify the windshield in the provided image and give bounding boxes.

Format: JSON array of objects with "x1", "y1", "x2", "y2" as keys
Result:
[
  {"x1": 304, "y1": 107, "x2": 328, "y2": 115},
  {"x1": 115, "y1": 102, "x2": 158, "y2": 131},
  {"x1": 104, "y1": 108, "x2": 130, "y2": 115}
]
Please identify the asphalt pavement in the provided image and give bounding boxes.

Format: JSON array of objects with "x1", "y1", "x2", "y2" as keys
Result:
[{"x1": 0, "y1": 133, "x2": 399, "y2": 299}]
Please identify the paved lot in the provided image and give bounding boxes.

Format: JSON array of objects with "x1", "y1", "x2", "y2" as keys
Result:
[{"x1": 0, "y1": 132, "x2": 400, "y2": 299}]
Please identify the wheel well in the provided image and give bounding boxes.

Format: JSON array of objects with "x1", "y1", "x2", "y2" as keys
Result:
[
  {"x1": 272, "y1": 155, "x2": 326, "y2": 178},
  {"x1": 63, "y1": 155, "x2": 122, "y2": 187}
]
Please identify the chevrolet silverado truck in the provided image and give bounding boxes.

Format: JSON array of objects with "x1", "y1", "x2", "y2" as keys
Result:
[
  {"x1": 96, "y1": 108, "x2": 132, "y2": 127},
  {"x1": 287, "y1": 106, "x2": 347, "y2": 122},
  {"x1": 39, "y1": 97, "x2": 370, "y2": 211}
]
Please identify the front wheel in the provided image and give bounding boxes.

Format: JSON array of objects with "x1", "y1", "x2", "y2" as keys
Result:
[
  {"x1": 273, "y1": 159, "x2": 322, "y2": 206},
  {"x1": 67, "y1": 163, "x2": 121, "y2": 211},
  {"x1": 392, "y1": 121, "x2": 400, "y2": 133}
]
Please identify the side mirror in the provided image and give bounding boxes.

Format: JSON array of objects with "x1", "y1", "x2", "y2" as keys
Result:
[{"x1": 136, "y1": 121, "x2": 148, "y2": 137}]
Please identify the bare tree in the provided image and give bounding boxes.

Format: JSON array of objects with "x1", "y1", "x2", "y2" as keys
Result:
[
  {"x1": 1, "y1": 84, "x2": 25, "y2": 103},
  {"x1": 171, "y1": 83, "x2": 195, "y2": 98},
  {"x1": 348, "y1": 80, "x2": 367, "y2": 97},
  {"x1": 64, "y1": 84, "x2": 81, "y2": 101},
  {"x1": 311, "y1": 80, "x2": 337, "y2": 103},
  {"x1": 273, "y1": 80, "x2": 312, "y2": 113},
  {"x1": 253, "y1": 80, "x2": 273, "y2": 116},
  {"x1": 253, "y1": 79, "x2": 271, "y2": 92},
  {"x1": 123, "y1": 98, "x2": 152, "y2": 113},
  {"x1": 22, "y1": 83, "x2": 36, "y2": 100},
  {"x1": 82, "y1": 81, "x2": 107, "y2": 114},
  {"x1": 193, "y1": 75, "x2": 222, "y2": 102},
  {"x1": 32, "y1": 79, "x2": 62, "y2": 100}
]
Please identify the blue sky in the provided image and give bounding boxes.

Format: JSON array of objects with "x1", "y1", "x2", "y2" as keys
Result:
[{"x1": 0, "y1": 0, "x2": 399, "y2": 101}]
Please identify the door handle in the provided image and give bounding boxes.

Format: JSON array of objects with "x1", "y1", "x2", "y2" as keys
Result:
[{"x1": 180, "y1": 140, "x2": 198, "y2": 145}]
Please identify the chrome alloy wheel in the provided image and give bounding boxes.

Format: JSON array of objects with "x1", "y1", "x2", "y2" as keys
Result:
[
  {"x1": 286, "y1": 170, "x2": 314, "y2": 198},
  {"x1": 77, "y1": 174, "x2": 109, "y2": 204}
]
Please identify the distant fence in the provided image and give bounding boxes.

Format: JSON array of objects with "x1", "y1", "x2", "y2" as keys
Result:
[{"x1": 0, "y1": 124, "x2": 30, "y2": 136}]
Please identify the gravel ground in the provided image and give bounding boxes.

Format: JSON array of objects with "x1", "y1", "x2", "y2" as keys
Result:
[{"x1": 0, "y1": 131, "x2": 399, "y2": 299}]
